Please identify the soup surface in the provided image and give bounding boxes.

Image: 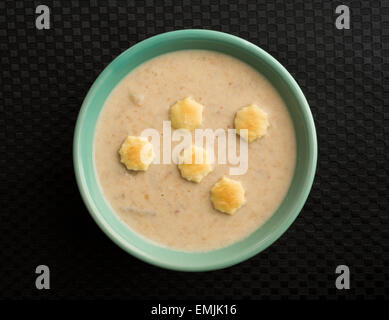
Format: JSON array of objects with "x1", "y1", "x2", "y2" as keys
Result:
[{"x1": 94, "y1": 50, "x2": 296, "y2": 251}]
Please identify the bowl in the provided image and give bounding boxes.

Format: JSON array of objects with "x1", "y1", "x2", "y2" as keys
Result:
[{"x1": 73, "y1": 29, "x2": 317, "y2": 271}]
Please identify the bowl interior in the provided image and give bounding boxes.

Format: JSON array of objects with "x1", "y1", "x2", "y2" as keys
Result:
[{"x1": 74, "y1": 29, "x2": 317, "y2": 271}]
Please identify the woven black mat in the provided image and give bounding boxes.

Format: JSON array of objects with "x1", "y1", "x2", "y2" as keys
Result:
[{"x1": 0, "y1": 0, "x2": 388, "y2": 300}]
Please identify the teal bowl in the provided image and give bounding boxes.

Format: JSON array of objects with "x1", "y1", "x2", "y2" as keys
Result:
[{"x1": 73, "y1": 29, "x2": 317, "y2": 271}]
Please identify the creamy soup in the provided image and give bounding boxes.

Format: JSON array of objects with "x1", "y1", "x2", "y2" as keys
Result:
[{"x1": 94, "y1": 50, "x2": 296, "y2": 251}]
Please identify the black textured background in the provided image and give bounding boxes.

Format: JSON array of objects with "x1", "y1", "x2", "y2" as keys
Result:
[{"x1": 0, "y1": 0, "x2": 388, "y2": 300}]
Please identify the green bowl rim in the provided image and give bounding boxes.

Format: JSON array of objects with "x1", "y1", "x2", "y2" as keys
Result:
[{"x1": 73, "y1": 29, "x2": 317, "y2": 271}]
